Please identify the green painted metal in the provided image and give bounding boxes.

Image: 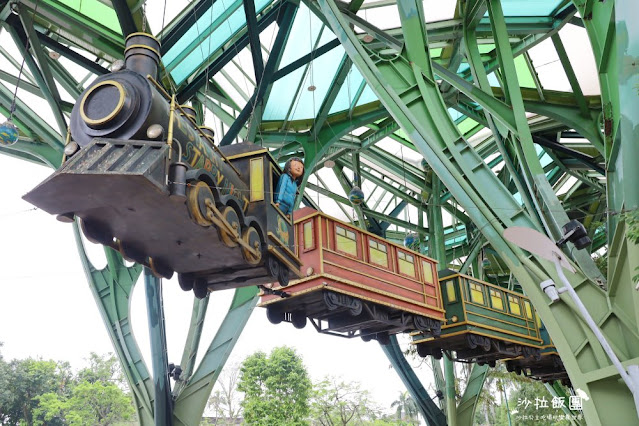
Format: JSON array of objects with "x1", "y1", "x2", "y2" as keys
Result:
[
  {"x1": 72, "y1": 225, "x2": 155, "y2": 425},
  {"x1": 456, "y1": 363, "x2": 489, "y2": 426},
  {"x1": 545, "y1": 381, "x2": 585, "y2": 426},
  {"x1": 381, "y1": 335, "x2": 446, "y2": 426},
  {"x1": 317, "y1": 0, "x2": 638, "y2": 424},
  {"x1": 173, "y1": 297, "x2": 210, "y2": 399},
  {"x1": 430, "y1": 175, "x2": 458, "y2": 426},
  {"x1": 143, "y1": 270, "x2": 173, "y2": 425},
  {"x1": 172, "y1": 287, "x2": 258, "y2": 425}
]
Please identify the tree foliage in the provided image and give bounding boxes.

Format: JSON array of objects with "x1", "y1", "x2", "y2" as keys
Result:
[
  {"x1": 0, "y1": 348, "x2": 134, "y2": 426},
  {"x1": 310, "y1": 376, "x2": 387, "y2": 425},
  {"x1": 238, "y1": 346, "x2": 312, "y2": 425}
]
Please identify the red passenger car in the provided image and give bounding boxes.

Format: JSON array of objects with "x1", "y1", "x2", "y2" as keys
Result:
[{"x1": 259, "y1": 208, "x2": 445, "y2": 344}]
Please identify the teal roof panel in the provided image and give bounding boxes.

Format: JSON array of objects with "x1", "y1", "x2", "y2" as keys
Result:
[{"x1": 163, "y1": 0, "x2": 273, "y2": 85}]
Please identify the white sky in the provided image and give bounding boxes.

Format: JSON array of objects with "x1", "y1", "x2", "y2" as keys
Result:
[{"x1": 0, "y1": 155, "x2": 439, "y2": 414}]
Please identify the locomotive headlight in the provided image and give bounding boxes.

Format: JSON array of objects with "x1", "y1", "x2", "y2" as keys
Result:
[
  {"x1": 450, "y1": 315, "x2": 458, "y2": 323},
  {"x1": 147, "y1": 124, "x2": 164, "y2": 140},
  {"x1": 64, "y1": 141, "x2": 79, "y2": 157}
]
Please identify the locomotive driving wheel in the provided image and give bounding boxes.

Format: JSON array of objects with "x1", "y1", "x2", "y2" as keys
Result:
[
  {"x1": 80, "y1": 218, "x2": 113, "y2": 246},
  {"x1": 193, "y1": 278, "x2": 209, "y2": 299},
  {"x1": 187, "y1": 181, "x2": 214, "y2": 226},
  {"x1": 240, "y1": 226, "x2": 262, "y2": 265},
  {"x1": 218, "y1": 206, "x2": 240, "y2": 247}
]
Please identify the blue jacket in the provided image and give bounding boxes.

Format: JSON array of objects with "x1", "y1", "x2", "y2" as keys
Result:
[{"x1": 275, "y1": 173, "x2": 298, "y2": 214}]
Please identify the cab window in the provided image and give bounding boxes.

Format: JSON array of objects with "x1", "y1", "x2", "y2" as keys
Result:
[
  {"x1": 369, "y1": 239, "x2": 388, "y2": 267},
  {"x1": 303, "y1": 220, "x2": 314, "y2": 251},
  {"x1": 249, "y1": 158, "x2": 264, "y2": 202},
  {"x1": 445, "y1": 280, "x2": 457, "y2": 303},
  {"x1": 397, "y1": 251, "x2": 415, "y2": 277},
  {"x1": 469, "y1": 281, "x2": 485, "y2": 305},
  {"x1": 336, "y1": 225, "x2": 357, "y2": 256}
]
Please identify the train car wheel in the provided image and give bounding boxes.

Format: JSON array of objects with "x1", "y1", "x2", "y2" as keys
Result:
[
  {"x1": 348, "y1": 299, "x2": 363, "y2": 316},
  {"x1": 505, "y1": 361, "x2": 515, "y2": 372},
  {"x1": 432, "y1": 349, "x2": 443, "y2": 360},
  {"x1": 291, "y1": 311, "x2": 307, "y2": 329},
  {"x1": 324, "y1": 291, "x2": 339, "y2": 311},
  {"x1": 187, "y1": 182, "x2": 214, "y2": 226},
  {"x1": 414, "y1": 316, "x2": 433, "y2": 332},
  {"x1": 488, "y1": 359, "x2": 497, "y2": 368},
  {"x1": 533, "y1": 349, "x2": 542, "y2": 361},
  {"x1": 481, "y1": 337, "x2": 491, "y2": 352},
  {"x1": 149, "y1": 258, "x2": 174, "y2": 280},
  {"x1": 278, "y1": 266, "x2": 290, "y2": 287},
  {"x1": 431, "y1": 322, "x2": 442, "y2": 338},
  {"x1": 466, "y1": 334, "x2": 478, "y2": 349},
  {"x1": 80, "y1": 219, "x2": 113, "y2": 246},
  {"x1": 218, "y1": 206, "x2": 240, "y2": 247},
  {"x1": 360, "y1": 331, "x2": 373, "y2": 342},
  {"x1": 416, "y1": 343, "x2": 431, "y2": 358},
  {"x1": 267, "y1": 255, "x2": 280, "y2": 279},
  {"x1": 241, "y1": 226, "x2": 262, "y2": 265},
  {"x1": 266, "y1": 306, "x2": 284, "y2": 325},
  {"x1": 193, "y1": 279, "x2": 209, "y2": 299},
  {"x1": 178, "y1": 273, "x2": 194, "y2": 291},
  {"x1": 376, "y1": 332, "x2": 390, "y2": 345}
]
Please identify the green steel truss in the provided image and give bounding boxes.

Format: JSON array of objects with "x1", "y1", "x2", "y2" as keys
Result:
[{"x1": 1, "y1": 0, "x2": 637, "y2": 424}]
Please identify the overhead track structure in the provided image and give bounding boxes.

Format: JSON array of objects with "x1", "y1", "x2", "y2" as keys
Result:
[{"x1": 0, "y1": 0, "x2": 635, "y2": 424}]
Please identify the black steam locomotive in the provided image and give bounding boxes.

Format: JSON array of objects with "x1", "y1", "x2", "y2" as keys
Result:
[{"x1": 24, "y1": 33, "x2": 302, "y2": 298}]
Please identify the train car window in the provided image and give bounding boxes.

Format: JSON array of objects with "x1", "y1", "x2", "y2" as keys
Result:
[
  {"x1": 536, "y1": 313, "x2": 542, "y2": 329},
  {"x1": 508, "y1": 295, "x2": 522, "y2": 316},
  {"x1": 397, "y1": 251, "x2": 415, "y2": 277},
  {"x1": 369, "y1": 239, "x2": 388, "y2": 267},
  {"x1": 445, "y1": 280, "x2": 457, "y2": 303},
  {"x1": 422, "y1": 261, "x2": 434, "y2": 284},
  {"x1": 524, "y1": 300, "x2": 534, "y2": 319},
  {"x1": 303, "y1": 220, "x2": 315, "y2": 251},
  {"x1": 489, "y1": 289, "x2": 504, "y2": 310},
  {"x1": 249, "y1": 158, "x2": 264, "y2": 202},
  {"x1": 469, "y1": 281, "x2": 485, "y2": 305},
  {"x1": 335, "y1": 225, "x2": 357, "y2": 256}
]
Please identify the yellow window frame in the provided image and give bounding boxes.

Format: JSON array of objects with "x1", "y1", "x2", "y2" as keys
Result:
[
  {"x1": 303, "y1": 220, "x2": 314, "y2": 251},
  {"x1": 524, "y1": 300, "x2": 533, "y2": 319},
  {"x1": 469, "y1": 281, "x2": 485, "y2": 305},
  {"x1": 397, "y1": 251, "x2": 415, "y2": 277},
  {"x1": 508, "y1": 295, "x2": 522, "y2": 316},
  {"x1": 249, "y1": 158, "x2": 264, "y2": 202},
  {"x1": 336, "y1": 225, "x2": 357, "y2": 256},
  {"x1": 422, "y1": 261, "x2": 434, "y2": 284},
  {"x1": 369, "y1": 239, "x2": 388, "y2": 267},
  {"x1": 445, "y1": 280, "x2": 457, "y2": 303},
  {"x1": 489, "y1": 289, "x2": 504, "y2": 310}
]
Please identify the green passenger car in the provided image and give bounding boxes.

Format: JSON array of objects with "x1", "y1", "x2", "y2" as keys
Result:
[{"x1": 413, "y1": 270, "x2": 543, "y2": 366}]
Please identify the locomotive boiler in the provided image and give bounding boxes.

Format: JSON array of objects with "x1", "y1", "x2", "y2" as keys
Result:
[{"x1": 24, "y1": 33, "x2": 302, "y2": 297}]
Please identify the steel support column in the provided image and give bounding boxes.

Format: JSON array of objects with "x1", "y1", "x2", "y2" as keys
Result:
[{"x1": 144, "y1": 270, "x2": 173, "y2": 425}]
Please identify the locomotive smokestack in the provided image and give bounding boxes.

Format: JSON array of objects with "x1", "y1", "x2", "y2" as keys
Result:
[{"x1": 124, "y1": 33, "x2": 161, "y2": 79}]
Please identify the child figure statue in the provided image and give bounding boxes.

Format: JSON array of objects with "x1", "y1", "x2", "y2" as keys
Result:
[{"x1": 275, "y1": 157, "x2": 304, "y2": 215}]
